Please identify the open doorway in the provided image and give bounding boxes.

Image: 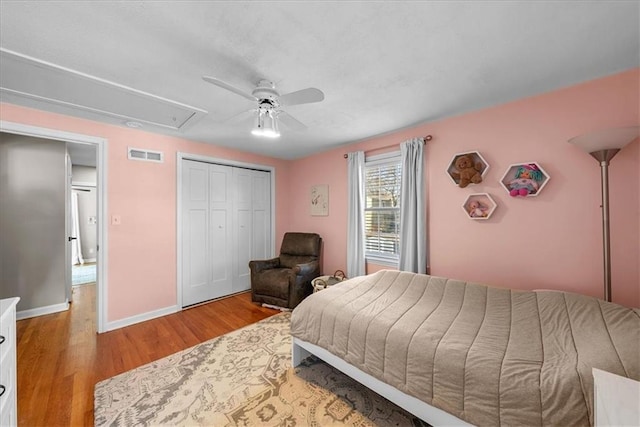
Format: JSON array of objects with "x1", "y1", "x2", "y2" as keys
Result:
[
  {"x1": 69, "y1": 144, "x2": 98, "y2": 294},
  {"x1": 0, "y1": 120, "x2": 108, "y2": 332}
]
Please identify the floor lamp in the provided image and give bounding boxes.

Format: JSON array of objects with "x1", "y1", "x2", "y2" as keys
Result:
[{"x1": 568, "y1": 126, "x2": 639, "y2": 302}]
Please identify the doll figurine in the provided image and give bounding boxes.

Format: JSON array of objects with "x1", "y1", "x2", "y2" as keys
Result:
[
  {"x1": 509, "y1": 164, "x2": 543, "y2": 197},
  {"x1": 467, "y1": 200, "x2": 487, "y2": 218}
]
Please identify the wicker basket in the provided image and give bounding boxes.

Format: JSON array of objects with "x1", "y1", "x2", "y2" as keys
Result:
[{"x1": 312, "y1": 270, "x2": 348, "y2": 293}]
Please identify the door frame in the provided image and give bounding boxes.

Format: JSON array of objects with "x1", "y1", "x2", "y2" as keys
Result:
[
  {"x1": 176, "y1": 152, "x2": 276, "y2": 309},
  {"x1": 0, "y1": 120, "x2": 109, "y2": 333}
]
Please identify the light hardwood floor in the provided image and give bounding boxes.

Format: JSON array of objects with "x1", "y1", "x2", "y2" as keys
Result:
[{"x1": 16, "y1": 284, "x2": 278, "y2": 426}]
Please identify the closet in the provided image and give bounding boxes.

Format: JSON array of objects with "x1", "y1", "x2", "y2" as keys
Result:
[{"x1": 181, "y1": 159, "x2": 271, "y2": 307}]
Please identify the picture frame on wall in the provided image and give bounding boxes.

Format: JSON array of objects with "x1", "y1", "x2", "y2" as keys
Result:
[{"x1": 310, "y1": 184, "x2": 329, "y2": 216}]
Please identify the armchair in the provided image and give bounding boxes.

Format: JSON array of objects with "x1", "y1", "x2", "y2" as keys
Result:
[{"x1": 249, "y1": 232, "x2": 322, "y2": 309}]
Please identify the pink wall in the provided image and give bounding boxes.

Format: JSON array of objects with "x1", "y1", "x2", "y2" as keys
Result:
[
  {"x1": 0, "y1": 103, "x2": 292, "y2": 322},
  {"x1": 289, "y1": 68, "x2": 640, "y2": 307}
]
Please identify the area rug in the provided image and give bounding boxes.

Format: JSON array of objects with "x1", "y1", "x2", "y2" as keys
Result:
[
  {"x1": 94, "y1": 313, "x2": 429, "y2": 426},
  {"x1": 72, "y1": 263, "x2": 96, "y2": 285}
]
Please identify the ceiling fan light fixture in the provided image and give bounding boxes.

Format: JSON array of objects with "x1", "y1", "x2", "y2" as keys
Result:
[
  {"x1": 252, "y1": 109, "x2": 280, "y2": 138},
  {"x1": 204, "y1": 76, "x2": 319, "y2": 137}
]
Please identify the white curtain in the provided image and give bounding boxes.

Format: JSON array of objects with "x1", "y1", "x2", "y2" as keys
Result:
[
  {"x1": 347, "y1": 151, "x2": 366, "y2": 277},
  {"x1": 398, "y1": 137, "x2": 426, "y2": 273},
  {"x1": 71, "y1": 191, "x2": 84, "y2": 265}
]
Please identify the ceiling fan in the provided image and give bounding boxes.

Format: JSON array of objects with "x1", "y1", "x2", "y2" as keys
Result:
[{"x1": 202, "y1": 76, "x2": 324, "y2": 138}]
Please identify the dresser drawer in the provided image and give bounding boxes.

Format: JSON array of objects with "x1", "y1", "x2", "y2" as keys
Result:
[
  {"x1": 0, "y1": 348, "x2": 15, "y2": 414},
  {"x1": 0, "y1": 387, "x2": 17, "y2": 427},
  {"x1": 0, "y1": 297, "x2": 18, "y2": 427},
  {"x1": 0, "y1": 314, "x2": 12, "y2": 361}
]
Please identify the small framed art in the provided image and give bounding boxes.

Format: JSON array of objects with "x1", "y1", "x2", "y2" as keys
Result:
[{"x1": 310, "y1": 184, "x2": 329, "y2": 216}]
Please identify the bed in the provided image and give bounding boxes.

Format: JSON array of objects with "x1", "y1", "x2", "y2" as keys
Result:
[{"x1": 290, "y1": 270, "x2": 640, "y2": 426}]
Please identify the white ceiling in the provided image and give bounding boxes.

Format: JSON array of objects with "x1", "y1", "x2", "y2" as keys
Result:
[{"x1": 1, "y1": 1, "x2": 638, "y2": 160}]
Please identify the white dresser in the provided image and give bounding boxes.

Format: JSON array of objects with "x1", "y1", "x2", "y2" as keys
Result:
[
  {"x1": 0, "y1": 297, "x2": 19, "y2": 427},
  {"x1": 593, "y1": 368, "x2": 640, "y2": 426}
]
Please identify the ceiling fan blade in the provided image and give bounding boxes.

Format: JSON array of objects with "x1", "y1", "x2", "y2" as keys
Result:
[
  {"x1": 278, "y1": 111, "x2": 307, "y2": 131},
  {"x1": 223, "y1": 108, "x2": 256, "y2": 125},
  {"x1": 202, "y1": 76, "x2": 257, "y2": 101},
  {"x1": 278, "y1": 88, "x2": 324, "y2": 106}
]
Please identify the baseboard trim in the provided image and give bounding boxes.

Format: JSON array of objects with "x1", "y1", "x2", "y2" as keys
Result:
[
  {"x1": 17, "y1": 300, "x2": 70, "y2": 320},
  {"x1": 104, "y1": 305, "x2": 179, "y2": 332}
]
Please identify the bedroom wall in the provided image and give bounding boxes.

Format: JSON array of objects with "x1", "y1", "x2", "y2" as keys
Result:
[
  {"x1": 0, "y1": 103, "x2": 293, "y2": 323},
  {"x1": 287, "y1": 68, "x2": 640, "y2": 307},
  {"x1": 1, "y1": 67, "x2": 637, "y2": 324}
]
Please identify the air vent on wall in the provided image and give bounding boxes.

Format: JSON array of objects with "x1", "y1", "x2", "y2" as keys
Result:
[
  {"x1": 128, "y1": 147, "x2": 164, "y2": 163},
  {"x1": 0, "y1": 48, "x2": 207, "y2": 131}
]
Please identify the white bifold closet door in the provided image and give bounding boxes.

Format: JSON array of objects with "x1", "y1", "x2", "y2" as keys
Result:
[
  {"x1": 232, "y1": 167, "x2": 271, "y2": 292},
  {"x1": 182, "y1": 159, "x2": 271, "y2": 307}
]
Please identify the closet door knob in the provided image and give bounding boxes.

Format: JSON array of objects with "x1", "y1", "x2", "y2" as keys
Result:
[
  {"x1": 0, "y1": 335, "x2": 4, "y2": 345},
  {"x1": 0, "y1": 385, "x2": 5, "y2": 397}
]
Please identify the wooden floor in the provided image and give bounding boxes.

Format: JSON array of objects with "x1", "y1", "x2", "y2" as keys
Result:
[{"x1": 16, "y1": 284, "x2": 278, "y2": 426}]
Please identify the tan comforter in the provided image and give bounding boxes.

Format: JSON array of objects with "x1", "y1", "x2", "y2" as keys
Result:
[{"x1": 290, "y1": 270, "x2": 640, "y2": 426}]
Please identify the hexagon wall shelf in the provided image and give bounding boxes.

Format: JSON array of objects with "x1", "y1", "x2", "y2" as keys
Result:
[
  {"x1": 462, "y1": 193, "x2": 497, "y2": 220},
  {"x1": 446, "y1": 151, "x2": 490, "y2": 187},
  {"x1": 500, "y1": 162, "x2": 550, "y2": 197}
]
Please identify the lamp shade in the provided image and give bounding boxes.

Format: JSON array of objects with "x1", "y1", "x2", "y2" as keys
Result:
[{"x1": 568, "y1": 126, "x2": 639, "y2": 154}]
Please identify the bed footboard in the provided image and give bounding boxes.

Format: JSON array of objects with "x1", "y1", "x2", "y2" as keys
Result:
[
  {"x1": 291, "y1": 337, "x2": 312, "y2": 367},
  {"x1": 290, "y1": 336, "x2": 471, "y2": 426}
]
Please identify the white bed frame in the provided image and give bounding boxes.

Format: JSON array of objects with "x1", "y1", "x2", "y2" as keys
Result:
[{"x1": 292, "y1": 337, "x2": 472, "y2": 426}]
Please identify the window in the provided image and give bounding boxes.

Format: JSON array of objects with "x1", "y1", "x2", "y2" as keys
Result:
[{"x1": 364, "y1": 153, "x2": 401, "y2": 265}]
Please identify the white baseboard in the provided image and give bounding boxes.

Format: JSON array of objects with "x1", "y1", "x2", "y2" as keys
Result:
[
  {"x1": 104, "y1": 305, "x2": 179, "y2": 332},
  {"x1": 17, "y1": 300, "x2": 69, "y2": 320}
]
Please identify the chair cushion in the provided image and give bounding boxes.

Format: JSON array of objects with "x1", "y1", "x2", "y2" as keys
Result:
[
  {"x1": 253, "y1": 268, "x2": 290, "y2": 300},
  {"x1": 280, "y1": 254, "x2": 317, "y2": 269},
  {"x1": 280, "y1": 232, "x2": 321, "y2": 257}
]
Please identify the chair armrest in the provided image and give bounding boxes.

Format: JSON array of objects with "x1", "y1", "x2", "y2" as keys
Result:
[
  {"x1": 292, "y1": 260, "x2": 319, "y2": 277},
  {"x1": 249, "y1": 257, "x2": 280, "y2": 273}
]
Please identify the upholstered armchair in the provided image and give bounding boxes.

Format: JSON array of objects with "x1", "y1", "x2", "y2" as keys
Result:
[{"x1": 249, "y1": 232, "x2": 322, "y2": 309}]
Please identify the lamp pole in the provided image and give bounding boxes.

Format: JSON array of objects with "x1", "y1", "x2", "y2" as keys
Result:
[
  {"x1": 590, "y1": 149, "x2": 620, "y2": 303},
  {"x1": 569, "y1": 126, "x2": 639, "y2": 304}
]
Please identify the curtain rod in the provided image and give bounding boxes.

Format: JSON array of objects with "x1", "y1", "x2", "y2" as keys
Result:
[{"x1": 343, "y1": 135, "x2": 432, "y2": 159}]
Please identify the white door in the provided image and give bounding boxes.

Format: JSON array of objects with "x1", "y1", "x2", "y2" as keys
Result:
[
  {"x1": 208, "y1": 164, "x2": 233, "y2": 298},
  {"x1": 233, "y1": 168, "x2": 253, "y2": 292},
  {"x1": 232, "y1": 168, "x2": 272, "y2": 292},
  {"x1": 252, "y1": 170, "x2": 271, "y2": 261},
  {"x1": 181, "y1": 159, "x2": 272, "y2": 305},
  {"x1": 182, "y1": 160, "x2": 225, "y2": 306},
  {"x1": 182, "y1": 160, "x2": 209, "y2": 306},
  {"x1": 65, "y1": 151, "x2": 73, "y2": 302}
]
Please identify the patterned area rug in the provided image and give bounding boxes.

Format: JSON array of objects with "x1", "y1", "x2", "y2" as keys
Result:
[
  {"x1": 94, "y1": 313, "x2": 429, "y2": 426},
  {"x1": 72, "y1": 263, "x2": 96, "y2": 285}
]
